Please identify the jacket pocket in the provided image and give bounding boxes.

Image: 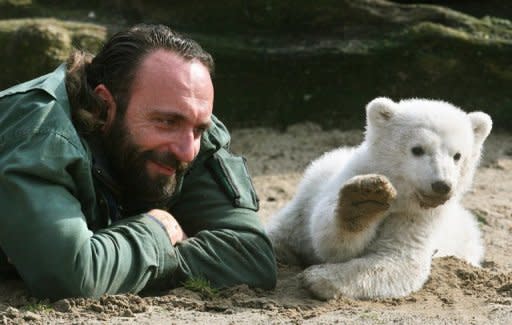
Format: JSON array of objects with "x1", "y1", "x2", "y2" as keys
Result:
[{"x1": 206, "y1": 149, "x2": 259, "y2": 211}]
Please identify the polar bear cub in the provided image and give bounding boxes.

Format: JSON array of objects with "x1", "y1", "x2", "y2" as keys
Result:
[{"x1": 266, "y1": 97, "x2": 492, "y2": 300}]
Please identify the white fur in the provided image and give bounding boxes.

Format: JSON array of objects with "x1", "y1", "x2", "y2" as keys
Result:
[{"x1": 266, "y1": 97, "x2": 492, "y2": 300}]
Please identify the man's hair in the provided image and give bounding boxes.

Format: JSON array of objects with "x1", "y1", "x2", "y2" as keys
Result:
[{"x1": 66, "y1": 24, "x2": 214, "y2": 134}]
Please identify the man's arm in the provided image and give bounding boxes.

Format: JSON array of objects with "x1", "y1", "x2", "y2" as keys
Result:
[
  {"x1": 167, "y1": 147, "x2": 277, "y2": 290},
  {"x1": 146, "y1": 209, "x2": 188, "y2": 245},
  {"x1": 0, "y1": 131, "x2": 179, "y2": 299},
  {"x1": 0, "y1": 130, "x2": 275, "y2": 299},
  {"x1": 0, "y1": 96, "x2": 275, "y2": 299}
]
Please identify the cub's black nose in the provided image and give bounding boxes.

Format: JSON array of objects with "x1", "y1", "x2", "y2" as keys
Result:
[{"x1": 431, "y1": 181, "x2": 451, "y2": 195}]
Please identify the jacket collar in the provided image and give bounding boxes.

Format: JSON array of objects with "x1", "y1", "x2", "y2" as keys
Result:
[
  {"x1": 86, "y1": 135, "x2": 123, "y2": 200},
  {"x1": 0, "y1": 64, "x2": 68, "y2": 101}
]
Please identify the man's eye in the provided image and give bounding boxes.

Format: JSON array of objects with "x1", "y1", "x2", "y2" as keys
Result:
[
  {"x1": 156, "y1": 118, "x2": 175, "y2": 126},
  {"x1": 194, "y1": 127, "x2": 207, "y2": 137}
]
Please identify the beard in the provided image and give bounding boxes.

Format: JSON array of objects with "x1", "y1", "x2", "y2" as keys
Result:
[{"x1": 103, "y1": 116, "x2": 190, "y2": 210}]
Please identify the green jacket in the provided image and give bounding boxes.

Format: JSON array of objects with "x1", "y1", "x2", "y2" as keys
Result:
[{"x1": 0, "y1": 65, "x2": 276, "y2": 299}]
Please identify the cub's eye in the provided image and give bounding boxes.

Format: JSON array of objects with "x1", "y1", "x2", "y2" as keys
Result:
[
  {"x1": 453, "y1": 152, "x2": 461, "y2": 161},
  {"x1": 411, "y1": 146, "x2": 425, "y2": 156}
]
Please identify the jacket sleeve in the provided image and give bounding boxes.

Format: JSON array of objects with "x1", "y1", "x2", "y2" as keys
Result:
[
  {"x1": 0, "y1": 130, "x2": 178, "y2": 299},
  {"x1": 168, "y1": 147, "x2": 277, "y2": 290}
]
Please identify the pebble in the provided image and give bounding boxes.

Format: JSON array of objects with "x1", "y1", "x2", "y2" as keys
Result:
[
  {"x1": 53, "y1": 299, "x2": 72, "y2": 312},
  {"x1": 4, "y1": 307, "x2": 19, "y2": 319},
  {"x1": 23, "y1": 311, "x2": 41, "y2": 322},
  {"x1": 121, "y1": 309, "x2": 134, "y2": 317}
]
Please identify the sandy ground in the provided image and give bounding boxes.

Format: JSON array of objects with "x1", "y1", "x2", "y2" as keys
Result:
[{"x1": 0, "y1": 123, "x2": 511, "y2": 324}]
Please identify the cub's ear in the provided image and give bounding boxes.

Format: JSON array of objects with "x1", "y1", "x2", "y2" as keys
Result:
[
  {"x1": 468, "y1": 112, "x2": 492, "y2": 146},
  {"x1": 366, "y1": 97, "x2": 398, "y2": 128}
]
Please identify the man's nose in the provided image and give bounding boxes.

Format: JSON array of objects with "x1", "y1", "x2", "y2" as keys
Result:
[{"x1": 170, "y1": 131, "x2": 197, "y2": 163}]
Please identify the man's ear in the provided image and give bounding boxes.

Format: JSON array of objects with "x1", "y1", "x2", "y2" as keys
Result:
[{"x1": 94, "y1": 84, "x2": 117, "y2": 133}]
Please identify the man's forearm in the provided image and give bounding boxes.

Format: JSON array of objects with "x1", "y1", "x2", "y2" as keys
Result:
[{"x1": 171, "y1": 228, "x2": 277, "y2": 290}]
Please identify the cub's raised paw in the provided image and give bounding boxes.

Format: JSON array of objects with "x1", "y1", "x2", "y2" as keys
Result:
[
  {"x1": 301, "y1": 265, "x2": 341, "y2": 301},
  {"x1": 341, "y1": 174, "x2": 397, "y2": 206},
  {"x1": 338, "y1": 174, "x2": 397, "y2": 232}
]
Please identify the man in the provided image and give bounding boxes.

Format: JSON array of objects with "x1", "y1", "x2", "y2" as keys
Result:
[{"x1": 0, "y1": 24, "x2": 276, "y2": 299}]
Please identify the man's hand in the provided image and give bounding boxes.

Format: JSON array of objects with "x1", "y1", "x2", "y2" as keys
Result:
[{"x1": 147, "y1": 209, "x2": 188, "y2": 245}]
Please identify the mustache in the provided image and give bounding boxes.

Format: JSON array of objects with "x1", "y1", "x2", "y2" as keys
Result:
[{"x1": 143, "y1": 150, "x2": 190, "y2": 173}]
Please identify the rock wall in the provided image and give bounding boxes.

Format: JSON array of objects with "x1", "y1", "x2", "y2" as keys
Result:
[
  {"x1": 0, "y1": 18, "x2": 105, "y2": 86},
  {"x1": 0, "y1": 0, "x2": 511, "y2": 130}
]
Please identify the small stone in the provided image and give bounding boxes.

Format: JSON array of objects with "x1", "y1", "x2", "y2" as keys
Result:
[
  {"x1": 5, "y1": 307, "x2": 19, "y2": 318},
  {"x1": 53, "y1": 299, "x2": 72, "y2": 312},
  {"x1": 23, "y1": 311, "x2": 41, "y2": 321},
  {"x1": 89, "y1": 304, "x2": 104, "y2": 313},
  {"x1": 121, "y1": 309, "x2": 134, "y2": 317},
  {"x1": 405, "y1": 296, "x2": 417, "y2": 303}
]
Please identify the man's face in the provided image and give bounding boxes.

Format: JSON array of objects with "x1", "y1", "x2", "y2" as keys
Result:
[{"x1": 103, "y1": 50, "x2": 214, "y2": 206}]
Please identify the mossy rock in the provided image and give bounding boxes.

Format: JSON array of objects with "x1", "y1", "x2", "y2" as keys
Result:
[
  {"x1": 118, "y1": 0, "x2": 512, "y2": 130},
  {"x1": 0, "y1": 0, "x2": 36, "y2": 19},
  {"x1": 115, "y1": 0, "x2": 510, "y2": 36},
  {"x1": 200, "y1": 20, "x2": 512, "y2": 130},
  {"x1": 1, "y1": 1, "x2": 511, "y2": 131},
  {"x1": 0, "y1": 18, "x2": 106, "y2": 87}
]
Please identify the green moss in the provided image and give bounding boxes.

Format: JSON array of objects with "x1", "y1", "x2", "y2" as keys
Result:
[
  {"x1": 22, "y1": 302, "x2": 53, "y2": 312},
  {"x1": 0, "y1": 21, "x2": 70, "y2": 85},
  {"x1": 0, "y1": 1, "x2": 511, "y2": 131},
  {"x1": 0, "y1": 19, "x2": 106, "y2": 87},
  {"x1": 202, "y1": 15, "x2": 512, "y2": 130},
  {"x1": 0, "y1": 0, "x2": 32, "y2": 5},
  {"x1": 0, "y1": 0, "x2": 35, "y2": 19},
  {"x1": 183, "y1": 277, "x2": 219, "y2": 299}
]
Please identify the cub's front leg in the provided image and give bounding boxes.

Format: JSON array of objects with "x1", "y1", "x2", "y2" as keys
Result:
[
  {"x1": 301, "y1": 254, "x2": 432, "y2": 300},
  {"x1": 337, "y1": 174, "x2": 397, "y2": 232},
  {"x1": 310, "y1": 174, "x2": 397, "y2": 262}
]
